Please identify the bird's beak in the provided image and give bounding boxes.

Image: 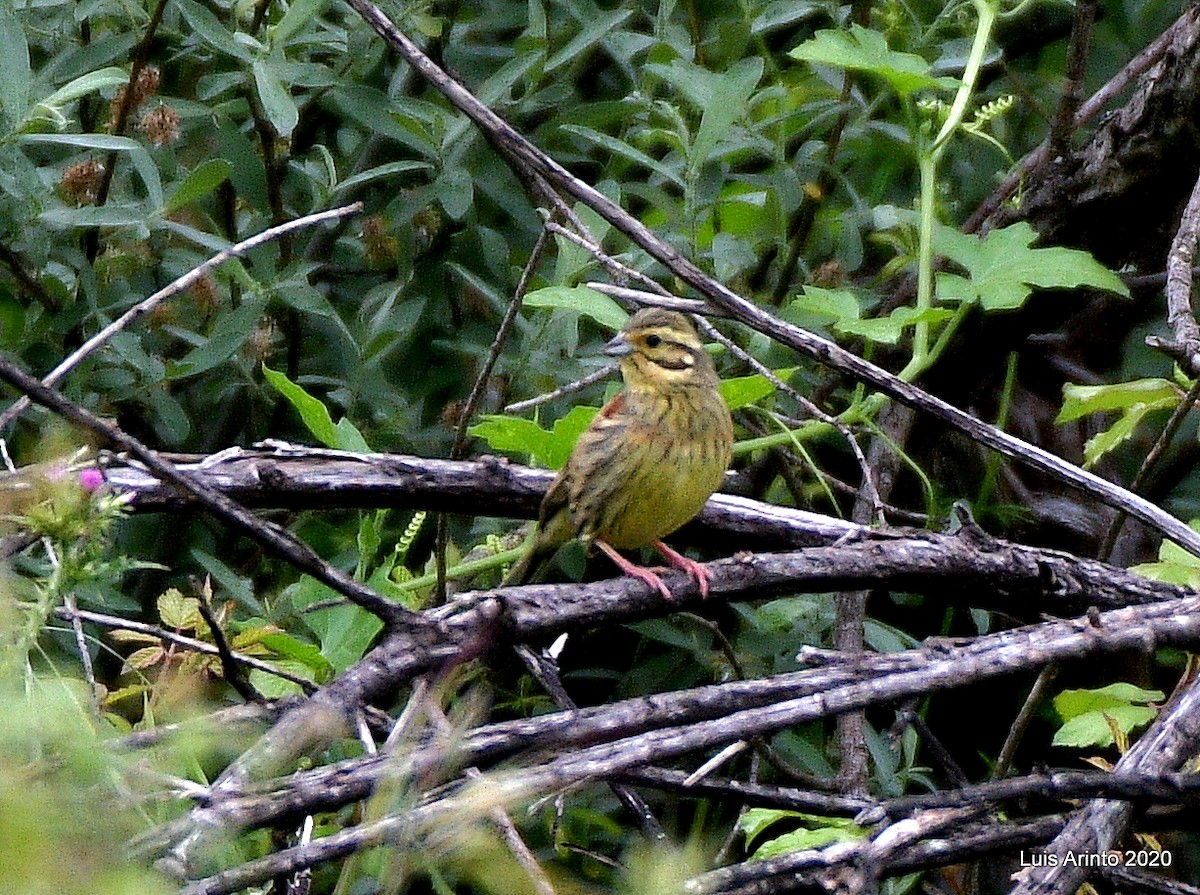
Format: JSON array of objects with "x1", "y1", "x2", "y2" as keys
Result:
[{"x1": 603, "y1": 332, "x2": 633, "y2": 358}]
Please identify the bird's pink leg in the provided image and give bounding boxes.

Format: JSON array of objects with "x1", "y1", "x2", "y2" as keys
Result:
[
  {"x1": 595, "y1": 540, "x2": 674, "y2": 600},
  {"x1": 652, "y1": 540, "x2": 711, "y2": 598}
]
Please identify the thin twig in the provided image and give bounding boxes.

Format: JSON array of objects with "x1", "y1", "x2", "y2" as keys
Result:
[
  {"x1": 1046, "y1": 0, "x2": 1099, "y2": 162},
  {"x1": 0, "y1": 203, "x2": 364, "y2": 432},
  {"x1": 435, "y1": 227, "x2": 555, "y2": 602},
  {"x1": 502, "y1": 364, "x2": 617, "y2": 414},
  {"x1": 1099, "y1": 374, "x2": 1200, "y2": 561},
  {"x1": 338, "y1": 0, "x2": 1200, "y2": 556},
  {"x1": 195, "y1": 580, "x2": 264, "y2": 704},
  {"x1": 56, "y1": 605, "x2": 317, "y2": 692},
  {"x1": 993, "y1": 664, "x2": 1058, "y2": 781},
  {"x1": 0, "y1": 356, "x2": 415, "y2": 627},
  {"x1": 968, "y1": 5, "x2": 1200, "y2": 232}
]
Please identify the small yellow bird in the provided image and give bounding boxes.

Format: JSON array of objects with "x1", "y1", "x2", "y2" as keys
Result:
[{"x1": 504, "y1": 307, "x2": 734, "y2": 599}]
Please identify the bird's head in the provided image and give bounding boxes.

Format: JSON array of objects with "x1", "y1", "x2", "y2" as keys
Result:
[{"x1": 604, "y1": 308, "x2": 720, "y2": 393}]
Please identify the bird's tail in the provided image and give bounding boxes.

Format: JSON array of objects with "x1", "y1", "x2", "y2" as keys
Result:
[{"x1": 502, "y1": 526, "x2": 561, "y2": 587}]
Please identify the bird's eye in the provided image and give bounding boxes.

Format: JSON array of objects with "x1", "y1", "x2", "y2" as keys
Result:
[{"x1": 645, "y1": 334, "x2": 662, "y2": 348}]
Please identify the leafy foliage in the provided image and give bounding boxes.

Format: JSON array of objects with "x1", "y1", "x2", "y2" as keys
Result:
[{"x1": 0, "y1": 0, "x2": 1192, "y2": 891}]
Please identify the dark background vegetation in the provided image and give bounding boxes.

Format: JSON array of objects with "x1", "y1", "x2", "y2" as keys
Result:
[{"x1": 4, "y1": 0, "x2": 1200, "y2": 892}]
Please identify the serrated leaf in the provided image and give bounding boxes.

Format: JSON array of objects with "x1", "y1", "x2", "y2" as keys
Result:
[
  {"x1": 1057, "y1": 379, "x2": 1180, "y2": 423},
  {"x1": 788, "y1": 286, "x2": 862, "y2": 329},
  {"x1": 471, "y1": 404, "x2": 600, "y2": 469},
  {"x1": 836, "y1": 305, "x2": 953, "y2": 345},
  {"x1": 935, "y1": 221, "x2": 1129, "y2": 311},
  {"x1": 1079, "y1": 401, "x2": 1174, "y2": 468},
  {"x1": 789, "y1": 25, "x2": 959, "y2": 97},
  {"x1": 158, "y1": 588, "x2": 204, "y2": 632},
  {"x1": 123, "y1": 646, "x2": 164, "y2": 672}
]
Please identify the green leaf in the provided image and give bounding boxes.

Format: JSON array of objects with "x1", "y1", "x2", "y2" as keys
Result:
[
  {"x1": 256, "y1": 631, "x2": 334, "y2": 681},
  {"x1": 471, "y1": 404, "x2": 600, "y2": 469},
  {"x1": 249, "y1": 661, "x2": 314, "y2": 699},
  {"x1": 788, "y1": 286, "x2": 863, "y2": 329},
  {"x1": 552, "y1": 191, "x2": 617, "y2": 284},
  {"x1": 1051, "y1": 705, "x2": 1156, "y2": 748},
  {"x1": 161, "y1": 159, "x2": 232, "y2": 214},
  {"x1": 934, "y1": 221, "x2": 1129, "y2": 311},
  {"x1": 175, "y1": 0, "x2": 256, "y2": 61},
  {"x1": 1057, "y1": 379, "x2": 1179, "y2": 467},
  {"x1": 522, "y1": 286, "x2": 628, "y2": 331},
  {"x1": 27, "y1": 67, "x2": 129, "y2": 128},
  {"x1": 271, "y1": 0, "x2": 332, "y2": 47},
  {"x1": 0, "y1": 3, "x2": 31, "y2": 134},
  {"x1": 167, "y1": 293, "x2": 269, "y2": 378},
  {"x1": 191, "y1": 547, "x2": 262, "y2": 613},
  {"x1": 1053, "y1": 683, "x2": 1164, "y2": 720},
  {"x1": 751, "y1": 824, "x2": 860, "y2": 860},
  {"x1": 263, "y1": 364, "x2": 372, "y2": 451},
  {"x1": 39, "y1": 205, "x2": 150, "y2": 233},
  {"x1": 738, "y1": 808, "x2": 801, "y2": 845},
  {"x1": 1051, "y1": 682, "x2": 1163, "y2": 748},
  {"x1": 836, "y1": 305, "x2": 954, "y2": 345},
  {"x1": 720, "y1": 368, "x2": 797, "y2": 410},
  {"x1": 334, "y1": 160, "x2": 432, "y2": 195},
  {"x1": 544, "y1": 8, "x2": 633, "y2": 72},
  {"x1": 435, "y1": 166, "x2": 473, "y2": 220},
  {"x1": 253, "y1": 59, "x2": 298, "y2": 138},
  {"x1": 1057, "y1": 379, "x2": 1180, "y2": 423},
  {"x1": 561, "y1": 125, "x2": 685, "y2": 187},
  {"x1": 287, "y1": 576, "x2": 384, "y2": 673},
  {"x1": 789, "y1": 25, "x2": 959, "y2": 97},
  {"x1": 20, "y1": 132, "x2": 163, "y2": 209},
  {"x1": 1132, "y1": 522, "x2": 1200, "y2": 586},
  {"x1": 737, "y1": 809, "x2": 863, "y2": 859},
  {"x1": 690, "y1": 57, "x2": 764, "y2": 169}
]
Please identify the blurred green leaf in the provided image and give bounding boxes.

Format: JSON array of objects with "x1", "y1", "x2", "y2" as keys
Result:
[
  {"x1": 161, "y1": 158, "x2": 231, "y2": 214},
  {"x1": 471, "y1": 404, "x2": 599, "y2": 469},
  {"x1": 522, "y1": 286, "x2": 627, "y2": 331},
  {"x1": 790, "y1": 24, "x2": 959, "y2": 96},
  {"x1": 0, "y1": 4, "x2": 31, "y2": 134},
  {"x1": 253, "y1": 59, "x2": 299, "y2": 138},
  {"x1": 719, "y1": 367, "x2": 797, "y2": 410},
  {"x1": 263, "y1": 364, "x2": 372, "y2": 452}
]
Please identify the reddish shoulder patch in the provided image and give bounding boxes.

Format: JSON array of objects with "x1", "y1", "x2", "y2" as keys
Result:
[{"x1": 597, "y1": 391, "x2": 627, "y2": 419}]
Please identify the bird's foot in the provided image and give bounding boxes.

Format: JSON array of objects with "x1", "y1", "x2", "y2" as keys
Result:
[
  {"x1": 596, "y1": 540, "x2": 674, "y2": 600},
  {"x1": 652, "y1": 540, "x2": 711, "y2": 598}
]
